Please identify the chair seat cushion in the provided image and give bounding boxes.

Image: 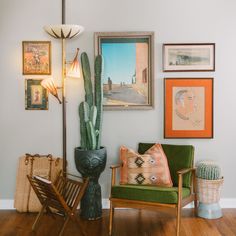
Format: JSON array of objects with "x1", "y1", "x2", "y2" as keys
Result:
[{"x1": 111, "y1": 185, "x2": 191, "y2": 204}]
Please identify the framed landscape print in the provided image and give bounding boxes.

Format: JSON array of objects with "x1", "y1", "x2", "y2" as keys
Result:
[
  {"x1": 164, "y1": 78, "x2": 213, "y2": 138},
  {"x1": 25, "y1": 79, "x2": 48, "y2": 110},
  {"x1": 22, "y1": 41, "x2": 51, "y2": 75},
  {"x1": 163, "y1": 43, "x2": 215, "y2": 72},
  {"x1": 95, "y1": 32, "x2": 154, "y2": 110}
]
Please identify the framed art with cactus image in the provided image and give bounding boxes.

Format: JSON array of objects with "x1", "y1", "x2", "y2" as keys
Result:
[
  {"x1": 25, "y1": 79, "x2": 48, "y2": 110},
  {"x1": 95, "y1": 32, "x2": 154, "y2": 110},
  {"x1": 164, "y1": 78, "x2": 213, "y2": 138},
  {"x1": 22, "y1": 41, "x2": 51, "y2": 75}
]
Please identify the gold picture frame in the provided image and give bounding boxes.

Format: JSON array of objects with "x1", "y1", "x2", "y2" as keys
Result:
[
  {"x1": 22, "y1": 41, "x2": 51, "y2": 75},
  {"x1": 95, "y1": 32, "x2": 154, "y2": 110},
  {"x1": 25, "y1": 79, "x2": 48, "y2": 110}
]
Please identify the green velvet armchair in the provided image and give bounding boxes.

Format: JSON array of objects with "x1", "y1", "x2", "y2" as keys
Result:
[{"x1": 109, "y1": 143, "x2": 197, "y2": 236}]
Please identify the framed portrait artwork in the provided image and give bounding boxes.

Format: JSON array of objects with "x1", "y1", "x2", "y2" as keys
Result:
[
  {"x1": 94, "y1": 32, "x2": 154, "y2": 110},
  {"x1": 163, "y1": 43, "x2": 215, "y2": 72},
  {"x1": 164, "y1": 78, "x2": 213, "y2": 138},
  {"x1": 22, "y1": 41, "x2": 51, "y2": 75},
  {"x1": 25, "y1": 79, "x2": 48, "y2": 110}
]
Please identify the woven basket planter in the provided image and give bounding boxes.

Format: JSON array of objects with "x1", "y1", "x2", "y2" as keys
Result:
[{"x1": 197, "y1": 177, "x2": 224, "y2": 204}]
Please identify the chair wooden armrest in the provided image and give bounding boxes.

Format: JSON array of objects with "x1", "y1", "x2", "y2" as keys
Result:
[
  {"x1": 110, "y1": 164, "x2": 121, "y2": 169},
  {"x1": 110, "y1": 164, "x2": 121, "y2": 186},
  {"x1": 177, "y1": 167, "x2": 196, "y2": 175}
]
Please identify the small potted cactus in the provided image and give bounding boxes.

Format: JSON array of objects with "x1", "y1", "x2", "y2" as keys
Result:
[
  {"x1": 196, "y1": 161, "x2": 224, "y2": 219},
  {"x1": 74, "y1": 52, "x2": 106, "y2": 220}
]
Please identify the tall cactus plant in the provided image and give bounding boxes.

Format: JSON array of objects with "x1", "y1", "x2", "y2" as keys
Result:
[{"x1": 79, "y1": 52, "x2": 103, "y2": 150}]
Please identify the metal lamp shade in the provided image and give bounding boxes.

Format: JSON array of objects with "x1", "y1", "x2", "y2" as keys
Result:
[{"x1": 43, "y1": 24, "x2": 84, "y2": 39}]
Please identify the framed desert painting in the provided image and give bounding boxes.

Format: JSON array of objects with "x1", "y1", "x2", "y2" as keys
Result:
[
  {"x1": 25, "y1": 79, "x2": 48, "y2": 110},
  {"x1": 95, "y1": 32, "x2": 154, "y2": 110},
  {"x1": 163, "y1": 43, "x2": 215, "y2": 72},
  {"x1": 164, "y1": 78, "x2": 213, "y2": 138},
  {"x1": 22, "y1": 41, "x2": 51, "y2": 75}
]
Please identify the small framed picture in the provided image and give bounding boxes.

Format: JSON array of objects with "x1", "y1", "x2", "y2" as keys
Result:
[
  {"x1": 95, "y1": 32, "x2": 154, "y2": 110},
  {"x1": 164, "y1": 78, "x2": 213, "y2": 138},
  {"x1": 22, "y1": 41, "x2": 51, "y2": 75},
  {"x1": 25, "y1": 79, "x2": 48, "y2": 110},
  {"x1": 163, "y1": 43, "x2": 215, "y2": 72}
]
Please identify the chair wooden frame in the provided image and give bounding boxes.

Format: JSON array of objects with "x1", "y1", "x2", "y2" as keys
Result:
[
  {"x1": 27, "y1": 172, "x2": 89, "y2": 236},
  {"x1": 109, "y1": 165, "x2": 197, "y2": 236}
]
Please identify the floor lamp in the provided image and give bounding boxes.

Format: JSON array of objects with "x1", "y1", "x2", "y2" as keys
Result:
[{"x1": 41, "y1": 0, "x2": 84, "y2": 175}]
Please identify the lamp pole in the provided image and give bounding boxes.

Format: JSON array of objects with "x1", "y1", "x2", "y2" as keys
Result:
[
  {"x1": 42, "y1": 0, "x2": 84, "y2": 176},
  {"x1": 62, "y1": 0, "x2": 67, "y2": 175}
]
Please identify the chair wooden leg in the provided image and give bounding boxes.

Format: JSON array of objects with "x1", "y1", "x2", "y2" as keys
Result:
[
  {"x1": 177, "y1": 173, "x2": 183, "y2": 236},
  {"x1": 109, "y1": 203, "x2": 114, "y2": 236},
  {"x1": 32, "y1": 204, "x2": 46, "y2": 231},
  {"x1": 193, "y1": 169, "x2": 198, "y2": 216},
  {"x1": 194, "y1": 194, "x2": 198, "y2": 216},
  {"x1": 176, "y1": 205, "x2": 181, "y2": 236}
]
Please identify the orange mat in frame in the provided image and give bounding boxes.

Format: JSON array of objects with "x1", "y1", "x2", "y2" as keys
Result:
[{"x1": 164, "y1": 78, "x2": 213, "y2": 138}]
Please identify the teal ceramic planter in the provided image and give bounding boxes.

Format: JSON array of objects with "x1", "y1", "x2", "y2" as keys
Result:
[
  {"x1": 198, "y1": 202, "x2": 222, "y2": 219},
  {"x1": 74, "y1": 147, "x2": 107, "y2": 220}
]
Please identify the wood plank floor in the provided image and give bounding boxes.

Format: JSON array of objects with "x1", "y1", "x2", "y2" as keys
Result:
[{"x1": 0, "y1": 209, "x2": 235, "y2": 236}]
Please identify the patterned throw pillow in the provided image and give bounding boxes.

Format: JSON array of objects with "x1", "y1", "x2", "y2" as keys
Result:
[{"x1": 120, "y1": 144, "x2": 173, "y2": 187}]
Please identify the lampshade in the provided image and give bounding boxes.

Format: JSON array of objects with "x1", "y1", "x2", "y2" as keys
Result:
[
  {"x1": 43, "y1": 24, "x2": 84, "y2": 39},
  {"x1": 67, "y1": 48, "x2": 81, "y2": 78},
  {"x1": 41, "y1": 78, "x2": 62, "y2": 104}
]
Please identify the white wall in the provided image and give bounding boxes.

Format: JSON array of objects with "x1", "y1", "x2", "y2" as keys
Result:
[{"x1": 0, "y1": 0, "x2": 236, "y2": 201}]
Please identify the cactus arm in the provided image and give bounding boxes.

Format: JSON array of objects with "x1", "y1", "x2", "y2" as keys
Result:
[
  {"x1": 79, "y1": 101, "x2": 90, "y2": 150},
  {"x1": 86, "y1": 121, "x2": 96, "y2": 150},
  {"x1": 81, "y1": 52, "x2": 93, "y2": 107},
  {"x1": 94, "y1": 55, "x2": 103, "y2": 149},
  {"x1": 90, "y1": 105, "x2": 97, "y2": 127}
]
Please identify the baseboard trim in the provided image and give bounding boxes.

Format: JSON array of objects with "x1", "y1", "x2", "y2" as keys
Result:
[
  {"x1": 1, "y1": 198, "x2": 236, "y2": 210},
  {"x1": 0, "y1": 200, "x2": 15, "y2": 210}
]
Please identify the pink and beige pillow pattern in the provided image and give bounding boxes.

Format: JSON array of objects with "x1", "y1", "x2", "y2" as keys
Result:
[{"x1": 120, "y1": 144, "x2": 173, "y2": 187}]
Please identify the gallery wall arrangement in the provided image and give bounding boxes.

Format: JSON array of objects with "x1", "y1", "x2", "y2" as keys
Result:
[
  {"x1": 22, "y1": 41, "x2": 51, "y2": 110},
  {"x1": 3, "y1": 0, "x2": 236, "y2": 235},
  {"x1": 162, "y1": 42, "x2": 215, "y2": 139}
]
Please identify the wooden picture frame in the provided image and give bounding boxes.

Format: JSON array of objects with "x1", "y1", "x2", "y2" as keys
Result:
[
  {"x1": 22, "y1": 41, "x2": 51, "y2": 75},
  {"x1": 163, "y1": 43, "x2": 215, "y2": 72},
  {"x1": 95, "y1": 32, "x2": 154, "y2": 110},
  {"x1": 25, "y1": 79, "x2": 48, "y2": 110},
  {"x1": 164, "y1": 78, "x2": 213, "y2": 138}
]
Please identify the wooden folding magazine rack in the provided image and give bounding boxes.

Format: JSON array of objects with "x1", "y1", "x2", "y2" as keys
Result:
[{"x1": 27, "y1": 172, "x2": 89, "y2": 236}]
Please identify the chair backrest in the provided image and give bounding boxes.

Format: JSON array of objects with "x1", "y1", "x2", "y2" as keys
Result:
[{"x1": 138, "y1": 143, "x2": 194, "y2": 187}]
